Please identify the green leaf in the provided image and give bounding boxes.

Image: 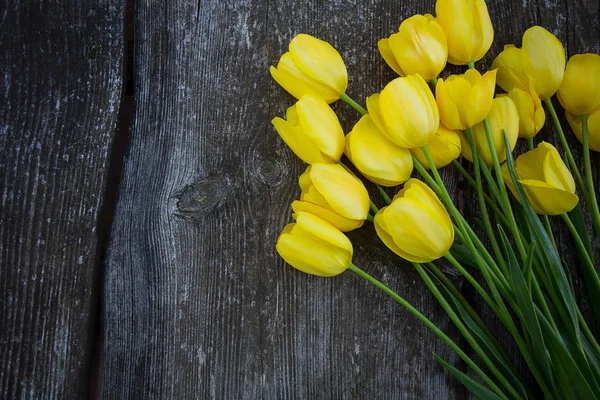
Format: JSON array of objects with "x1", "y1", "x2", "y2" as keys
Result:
[
  {"x1": 450, "y1": 243, "x2": 478, "y2": 269},
  {"x1": 433, "y1": 354, "x2": 505, "y2": 400},
  {"x1": 502, "y1": 131, "x2": 580, "y2": 339},
  {"x1": 537, "y1": 313, "x2": 600, "y2": 400},
  {"x1": 568, "y1": 203, "x2": 594, "y2": 261},
  {"x1": 498, "y1": 227, "x2": 554, "y2": 391},
  {"x1": 438, "y1": 281, "x2": 529, "y2": 399}
]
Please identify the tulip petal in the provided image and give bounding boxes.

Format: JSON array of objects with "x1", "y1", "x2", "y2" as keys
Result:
[
  {"x1": 521, "y1": 26, "x2": 565, "y2": 99},
  {"x1": 566, "y1": 110, "x2": 600, "y2": 152},
  {"x1": 309, "y1": 164, "x2": 370, "y2": 220},
  {"x1": 374, "y1": 208, "x2": 433, "y2": 263},
  {"x1": 272, "y1": 117, "x2": 327, "y2": 164},
  {"x1": 492, "y1": 45, "x2": 530, "y2": 93},
  {"x1": 346, "y1": 115, "x2": 413, "y2": 186},
  {"x1": 292, "y1": 200, "x2": 363, "y2": 232},
  {"x1": 293, "y1": 211, "x2": 354, "y2": 254},
  {"x1": 276, "y1": 232, "x2": 350, "y2": 277},
  {"x1": 289, "y1": 34, "x2": 348, "y2": 97},
  {"x1": 558, "y1": 53, "x2": 600, "y2": 115},
  {"x1": 271, "y1": 53, "x2": 339, "y2": 103},
  {"x1": 540, "y1": 142, "x2": 576, "y2": 193},
  {"x1": 436, "y1": 78, "x2": 465, "y2": 130},
  {"x1": 378, "y1": 38, "x2": 405, "y2": 76},
  {"x1": 519, "y1": 179, "x2": 579, "y2": 215},
  {"x1": 296, "y1": 96, "x2": 345, "y2": 161}
]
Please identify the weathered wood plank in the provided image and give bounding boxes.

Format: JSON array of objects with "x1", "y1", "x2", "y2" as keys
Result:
[
  {"x1": 0, "y1": 1, "x2": 124, "y2": 398},
  {"x1": 101, "y1": 0, "x2": 599, "y2": 398},
  {"x1": 100, "y1": 0, "x2": 461, "y2": 398}
]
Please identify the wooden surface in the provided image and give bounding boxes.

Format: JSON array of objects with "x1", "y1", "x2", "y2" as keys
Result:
[
  {"x1": 0, "y1": 1, "x2": 124, "y2": 399},
  {"x1": 1, "y1": 0, "x2": 599, "y2": 398}
]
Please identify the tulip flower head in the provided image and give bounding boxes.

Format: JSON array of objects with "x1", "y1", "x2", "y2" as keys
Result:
[
  {"x1": 558, "y1": 53, "x2": 600, "y2": 116},
  {"x1": 367, "y1": 75, "x2": 439, "y2": 148},
  {"x1": 411, "y1": 123, "x2": 462, "y2": 169},
  {"x1": 502, "y1": 86, "x2": 545, "y2": 138},
  {"x1": 436, "y1": 69, "x2": 497, "y2": 130},
  {"x1": 378, "y1": 14, "x2": 448, "y2": 81},
  {"x1": 492, "y1": 26, "x2": 565, "y2": 100},
  {"x1": 272, "y1": 95, "x2": 345, "y2": 164},
  {"x1": 434, "y1": 0, "x2": 494, "y2": 65},
  {"x1": 459, "y1": 96, "x2": 520, "y2": 166},
  {"x1": 292, "y1": 164, "x2": 370, "y2": 232},
  {"x1": 276, "y1": 212, "x2": 353, "y2": 277},
  {"x1": 345, "y1": 115, "x2": 414, "y2": 186},
  {"x1": 374, "y1": 179, "x2": 454, "y2": 263},
  {"x1": 566, "y1": 108, "x2": 600, "y2": 152},
  {"x1": 501, "y1": 142, "x2": 578, "y2": 215},
  {"x1": 270, "y1": 34, "x2": 348, "y2": 103}
]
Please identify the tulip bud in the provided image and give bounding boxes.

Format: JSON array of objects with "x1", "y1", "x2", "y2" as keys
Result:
[
  {"x1": 503, "y1": 86, "x2": 545, "y2": 138},
  {"x1": 270, "y1": 34, "x2": 348, "y2": 103},
  {"x1": 411, "y1": 123, "x2": 462, "y2": 169},
  {"x1": 345, "y1": 115, "x2": 414, "y2": 186},
  {"x1": 434, "y1": 0, "x2": 494, "y2": 65},
  {"x1": 436, "y1": 69, "x2": 497, "y2": 130},
  {"x1": 459, "y1": 97, "x2": 519, "y2": 166},
  {"x1": 501, "y1": 142, "x2": 578, "y2": 215},
  {"x1": 374, "y1": 179, "x2": 454, "y2": 263},
  {"x1": 558, "y1": 54, "x2": 600, "y2": 116},
  {"x1": 378, "y1": 14, "x2": 448, "y2": 81},
  {"x1": 492, "y1": 26, "x2": 565, "y2": 100},
  {"x1": 272, "y1": 95, "x2": 345, "y2": 164},
  {"x1": 276, "y1": 212, "x2": 353, "y2": 277},
  {"x1": 492, "y1": 45, "x2": 530, "y2": 94},
  {"x1": 566, "y1": 109, "x2": 600, "y2": 152},
  {"x1": 293, "y1": 164, "x2": 370, "y2": 232},
  {"x1": 367, "y1": 75, "x2": 439, "y2": 148}
]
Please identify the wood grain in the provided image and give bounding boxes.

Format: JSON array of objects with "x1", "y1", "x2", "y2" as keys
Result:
[
  {"x1": 100, "y1": 0, "x2": 599, "y2": 398},
  {"x1": 0, "y1": 1, "x2": 124, "y2": 399}
]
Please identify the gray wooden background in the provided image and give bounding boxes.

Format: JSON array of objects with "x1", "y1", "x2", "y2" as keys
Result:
[{"x1": 1, "y1": 0, "x2": 598, "y2": 398}]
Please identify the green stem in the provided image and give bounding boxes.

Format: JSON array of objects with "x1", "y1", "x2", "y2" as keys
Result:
[
  {"x1": 347, "y1": 263, "x2": 508, "y2": 399},
  {"x1": 444, "y1": 253, "x2": 497, "y2": 310},
  {"x1": 366, "y1": 214, "x2": 374, "y2": 223},
  {"x1": 340, "y1": 93, "x2": 368, "y2": 115},
  {"x1": 370, "y1": 201, "x2": 379, "y2": 215},
  {"x1": 543, "y1": 98, "x2": 590, "y2": 202},
  {"x1": 541, "y1": 215, "x2": 557, "y2": 250},
  {"x1": 430, "y1": 77, "x2": 438, "y2": 88},
  {"x1": 453, "y1": 160, "x2": 512, "y2": 229},
  {"x1": 561, "y1": 213, "x2": 600, "y2": 321},
  {"x1": 483, "y1": 121, "x2": 528, "y2": 261},
  {"x1": 581, "y1": 114, "x2": 600, "y2": 237},
  {"x1": 414, "y1": 263, "x2": 520, "y2": 400},
  {"x1": 376, "y1": 184, "x2": 392, "y2": 205},
  {"x1": 464, "y1": 128, "x2": 506, "y2": 269},
  {"x1": 526, "y1": 137, "x2": 534, "y2": 151},
  {"x1": 467, "y1": 60, "x2": 475, "y2": 69}
]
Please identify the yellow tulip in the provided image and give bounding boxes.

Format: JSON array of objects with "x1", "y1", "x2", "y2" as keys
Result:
[
  {"x1": 374, "y1": 179, "x2": 454, "y2": 263},
  {"x1": 294, "y1": 164, "x2": 370, "y2": 232},
  {"x1": 378, "y1": 14, "x2": 448, "y2": 81},
  {"x1": 558, "y1": 54, "x2": 600, "y2": 115},
  {"x1": 459, "y1": 97, "x2": 519, "y2": 166},
  {"x1": 492, "y1": 26, "x2": 565, "y2": 99},
  {"x1": 434, "y1": 0, "x2": 494, "y2": 65},
  {"x1": 504, "y1": 86, "x2": 545, "y2": 138},
  {"x1": 270, "y1": 34, "x2": 348, "y2": 104},
  {"x1": 492, "y1": 45, "x2": 530, "y2": 93},
  {"x1": 411, "y1": 123, "x2": 462, "y2": 169},
  {"x1": 501, "y1": 142, "x2": 578, "y2": 215},
  {"x1": 345, "y1": 115, "x2": 414, "y2": 186},
  {"x1": 566, "y1": 108, "x2": 600, "y2": 152},
  {"x1": 436, "y1": 69, "x2": 497, "y2": 130},
  {"x1": 367, "y1": 75, "x2": 439, "y2": 148},
  {"x1": 272, "y1": 95, "x2": 345, "y2": 164},
  {"x1": 276, "y1": 212, "x2": 353, "y2": 277}
]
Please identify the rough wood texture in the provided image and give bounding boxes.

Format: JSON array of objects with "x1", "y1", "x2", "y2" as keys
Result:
[
  {"x1": 98, "y1": 0, "x2": 597, "y2": 399},
  {"x1": 0, "y1": 1, "x2": 123, "y2": 399}
]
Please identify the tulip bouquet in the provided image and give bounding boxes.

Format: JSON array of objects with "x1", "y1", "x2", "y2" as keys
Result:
[{"x1": 269, "y1": 0, "x2": 600, "y2": 398}]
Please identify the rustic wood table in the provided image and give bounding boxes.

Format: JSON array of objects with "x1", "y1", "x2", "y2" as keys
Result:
[{"x1": 1, "y1": 0, "x2": 599, "y2": 398}]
